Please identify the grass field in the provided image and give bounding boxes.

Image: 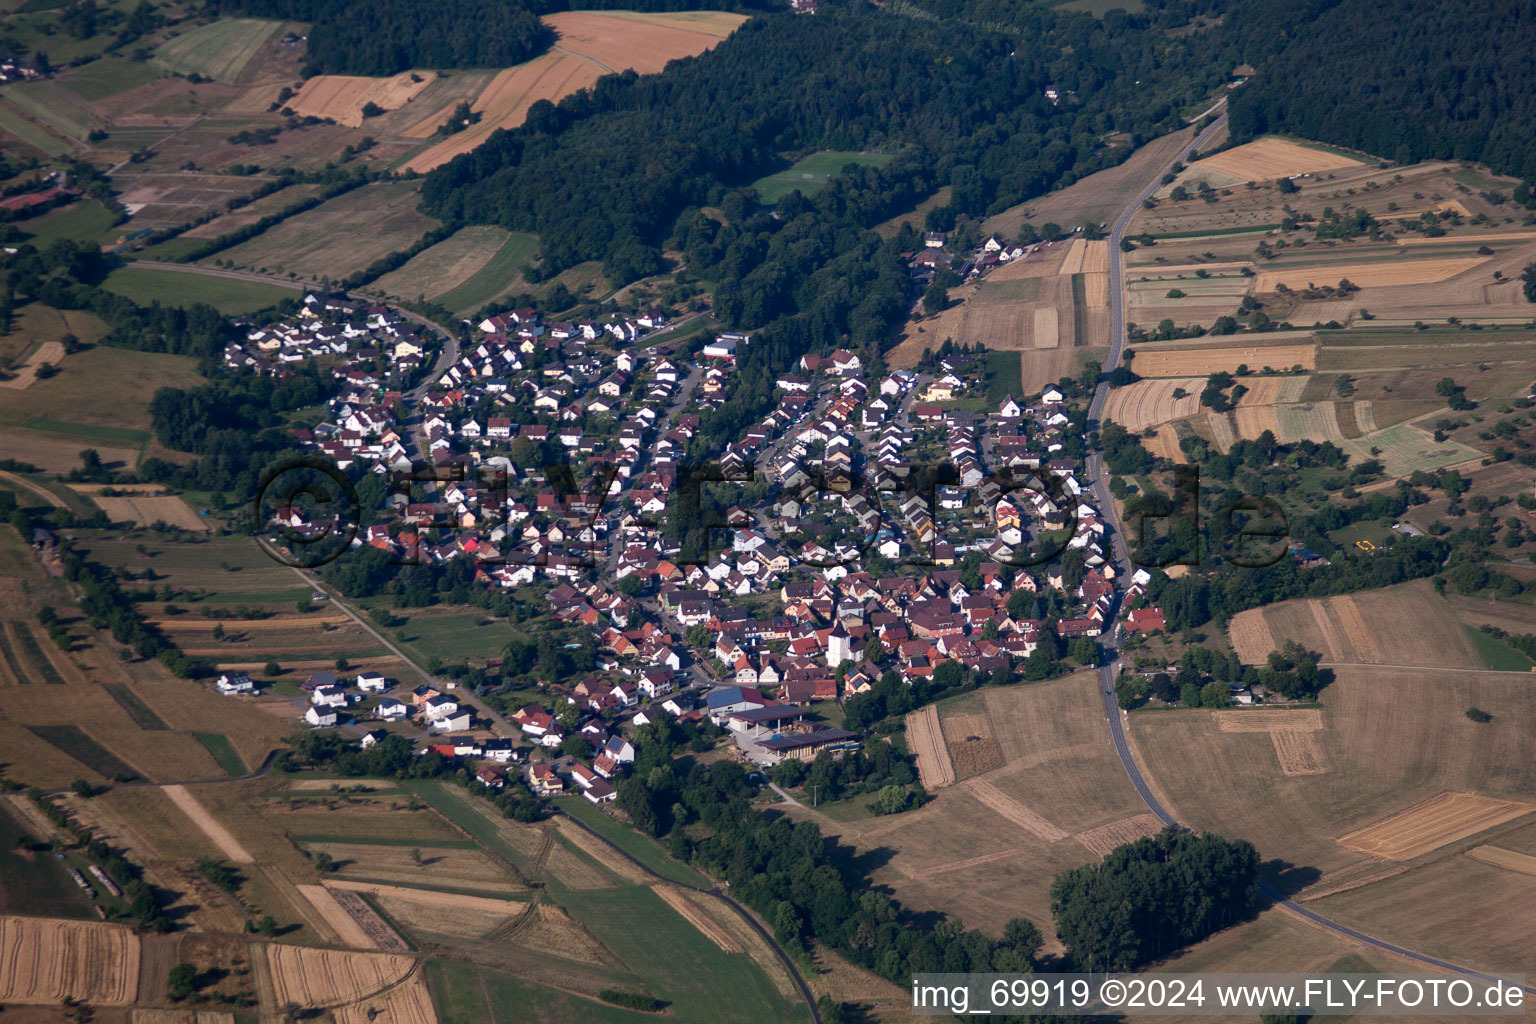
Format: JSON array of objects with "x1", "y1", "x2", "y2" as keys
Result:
[
  {"x1": 18, "y1": 199, "x2": 118, "y2": 245},
  {"x1": 0, "y1": 801, "x2": 96, "y2": 919},
  {"x1": 372, "y1": 225, "x2": 524, "y2": 306},
  {"x1": 750, "y1": 151, "x2": 893, "y2": 204},
  {"x1": 26, "y1": 724, "x2": 145, "y2": 781},
  {"x1": 102, "y1": 266, "x2": 296, "y2": 315},
  {"x1": 100, "y1": 683, "x2": 170, "y2": 731},
  {"x1": 194, "y1": 732, "x2": 247, "y2": 776},
  {"x1": 428, "y1": 960, "x2": 660, "y2": 1024},
  {"x1": 57, "y1": 58, "x2": 162, "y2": 102},
  {"x1": 0, "y1": 99, "x2": 75, "y2": 156},
  {"x1": 216, "y1": 181, "x2": 441, "y2": 281},
  {"x1": 554, "y1": 798, "x2": 710, "y2": 888},
  {"x1": 1464, "y1": 626, "x2": 1536, "y2": 671},
  {"x1": 0, "y1": 335, "x2": 202, "y2": 473},
  {"x1": 984, "y1": 348, "x2": 1024, "y2": 406},
  {"x1": 558, "y1": 885, "x2": 805, "y2": 1022},
  {"x1": 152, "y1": 18, "x2": 286, "y2": 82}
]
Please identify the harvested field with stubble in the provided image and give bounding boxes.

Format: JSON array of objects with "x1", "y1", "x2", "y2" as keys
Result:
[
  {"x1": 1338, "y1": 792, "x2": 1535, "y2": 860},
  {"x1": 504, "y1": 901, "x2": 624, "y2": 968},
  {"x1": 0, "y1": 916, "x2": 139, "y2": 1004},
  {"x1": 331, "y1": 882, "x2": 521, "y2": 943},
  {"x1": 1126, "y1": 664, "x2": 1536, "y2": 878},
  {"x1": 295, "y1": 884, "x2": 406, "y2": 951},
  {"x1": 216, "y1": 181, "x2": 440, "y2": 280},
  {"x1": 1465, "y1": 845, "x2": 1536, "y2": 876},
  {"x1": 1211, "y1": 707, "x2": 1330, "y2": 777},
  {"x1": 93, "y1": 495, "x2": 208, "y2": 531},
  {"x1": 288, "y1": 71, "x2": 437, "y2": 128},
  {"x1": 803, "y1": 673, "x2": 1149, "y2": 942},
  {"x1": 1311, "y1": 855, "x2": 1536, "y2": 976},
  {"x1": 550, "y1": 817, "x2": 648, "y2": 885},
  {"x1": 400, "y1": 53, "x2": 599, "y2": 172},
  {"x1": 1072, "y1": 814, "x2": 1164, "y2": 857},
  {"x1": 311, "y1": 842, "x2": 523, "y2": 893},
  {"x1": 543, "y1": 840, "x2": 616, "y2": 891},
  {"x1": 545, "y1": 10, "x2": 747, "y2": 74},
  {"x1": 654, "y1": 885, "x2": 743, "y2": 952},
  {"x1": 938, "y1": 708, "x2": 1003, "y2": 781},
  {"x1": 331, "y1": 967, "x2": 437, "y2": 1024},
  {"x1": 1102, "y1": 377, "x2": 1203, "y2": 430},
  {"x1": 1253, "y1": 256, "x2": 1489, "y2": 293},
  {"x1": 906, "y1": 704, "x2": 955, "y2": 789},
  {"x1": 959, "y1": 777, "x2": 1069, "y2": 842},
  {"x1": 260, "y1": 944, "x2": 416, "y2": 1009},
  {"x1": 401, "y1": 11, "x2": 742, "y2": 173},
  {"x1": 1229, "y1": 580, "x2": 1480, "y2": 667},
  {"x1": 1185, "y1": 136, "x2": 1366, "y2": 185},
  {"x1": 1129, "y1": 338, "x2": 1316, "y2": 377}
]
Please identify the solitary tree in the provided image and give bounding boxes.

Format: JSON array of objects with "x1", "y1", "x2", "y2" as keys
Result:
[{"x1": 166, "y1": 963, "x2": 199, "y2": 1001}]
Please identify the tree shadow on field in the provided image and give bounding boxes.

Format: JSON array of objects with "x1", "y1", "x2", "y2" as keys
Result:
[{"x1": 1261, "y1": 857, "x2": 1321, "y2": 897}]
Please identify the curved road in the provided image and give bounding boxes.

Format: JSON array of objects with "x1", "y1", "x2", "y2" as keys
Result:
[{"x1": 1085, "y1": 115, "x2": 1533, "y2": 992}]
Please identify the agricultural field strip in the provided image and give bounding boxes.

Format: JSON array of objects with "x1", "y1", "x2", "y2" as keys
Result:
[
  {"x1": 162, "y1": 785, "x2": 253, "y2": 862},
  {"x1": 1337, "y1": 792, "x2": 1536, "y2": 860},
  {"x1": 1465, "y1": 846, "x2": 1536, "y2": 876}
]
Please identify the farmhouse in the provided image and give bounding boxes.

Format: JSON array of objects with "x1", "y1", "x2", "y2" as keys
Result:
[{"x1": 216, "y1": 673, "x2": 256, "y2": 696}]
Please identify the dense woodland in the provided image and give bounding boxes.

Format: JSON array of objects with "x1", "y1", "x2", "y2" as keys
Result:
[
  {"x1": 1228, "y1": 0, "x2": 1536, "y2": 183},
  {"x1": 1051, "y1": 830, "x2": 1259, "y2": 971}
]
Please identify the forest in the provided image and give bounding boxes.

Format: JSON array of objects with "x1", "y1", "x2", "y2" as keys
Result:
[
  {"x1": 1227, "y1": 0, "x2": 1536, "y2": 184},
  {"x1": 1050, "y1": 830, "x2": 1259, "y2": 971}
]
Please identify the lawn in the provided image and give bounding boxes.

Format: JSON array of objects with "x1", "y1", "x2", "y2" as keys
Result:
[
  {"x1": 554, "y1": 797, "x2": 710, "y2": 887},
  {"x1": 0, "y1": 801, "x2": 96, "y2": 919},
  {"x1": 103, "y1": 266, "x2": 297, "y2": 315},
  {"x1": 20, "y1": 199, "x2": 119, "y2": 245},
  {"x1": 1464, "y1": 626, "x2": 1536, "y2": 672},
  {"x1": 433, "y1": 231, "x2": 540, "y2": 315},
  {"x1": 637, "y1": 315, "x2": 716, "y2": 352},
  {"x1": 194, "y1": 732, "x2": 248, "y2": 776},
  {"x1": 750, "y1": 151, "x2": 894, "y2": 204},
  {"x1": 393, "y1": 608, "x2": 521, "y2": 667}
]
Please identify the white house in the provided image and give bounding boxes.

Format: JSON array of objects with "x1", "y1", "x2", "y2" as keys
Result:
[
  {"x1": 311, "y1": 686, "x2": 348, "y2": 708},
  {"x1": 375, "y1": 697, "x2": 409, "y2": 721},
  {"x1": 356, "y1": 673, "x2": 386, "y2": 692},
  {"x1": 429, "y1": 710, "x2": 473, "y2": 732},
  {"x1": 216, "y1": 673, "x2": 256, "y2": 696},
  {"x1": 423, "y1": 695, "x2": 461, "y2": 721},
  {"x1": 304, "y1": 706, "x2": 338, "y2": 728}
]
